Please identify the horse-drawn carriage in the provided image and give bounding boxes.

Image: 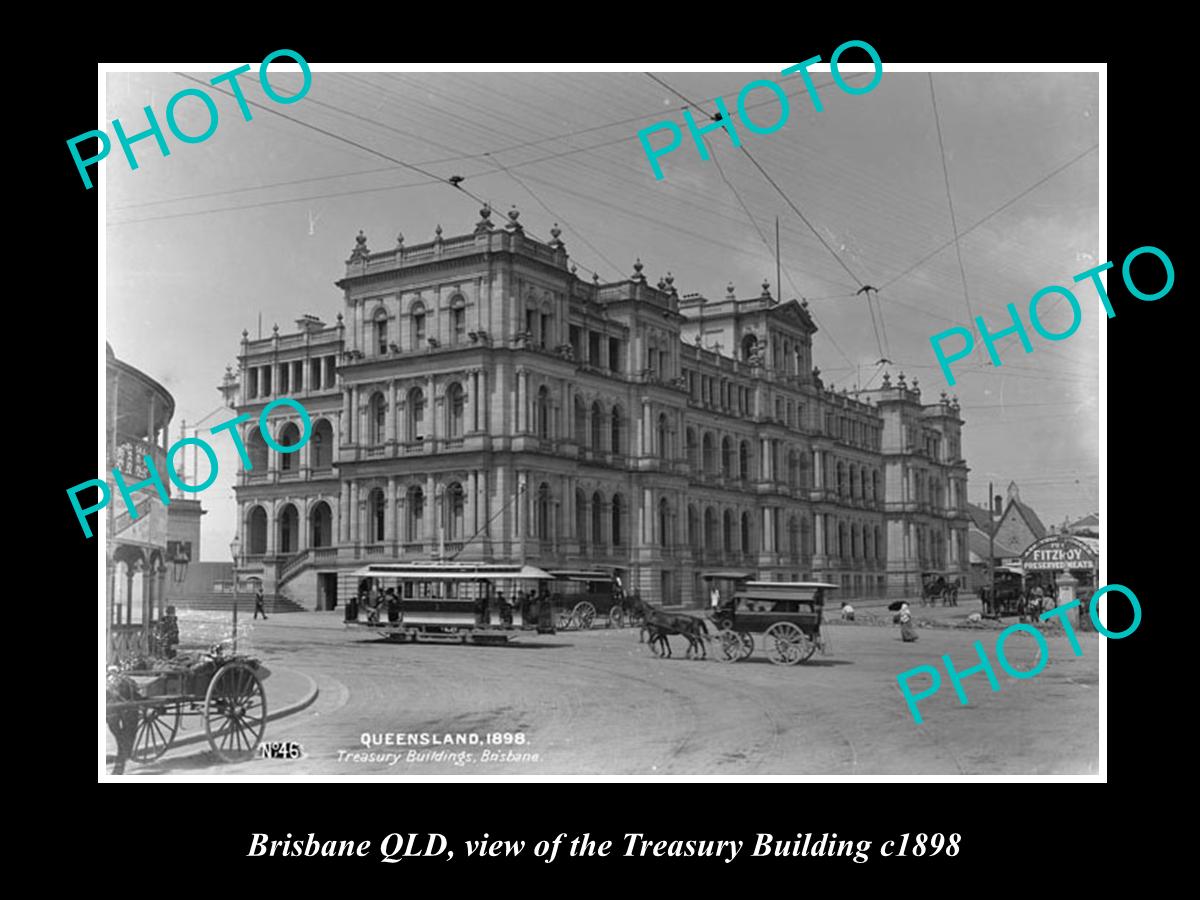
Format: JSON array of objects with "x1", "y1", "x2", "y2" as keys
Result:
[
  {"x1": 545, "y1": 570, "x2": 643, "y2": 630},
  {"x1": 921, "y1": 571, "x2": 960, "y2": 607},
  {"x1": 635, "y1": 580, "x2": 835, "y2": 666},
  {"x1": 712, "y1": 582, "x2": 835, "y2": 665},
  {"x1": 106, "y1": 646, "x2": 270, "y2": 772}
]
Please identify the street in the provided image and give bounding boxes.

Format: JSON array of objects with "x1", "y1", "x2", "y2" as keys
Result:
[{"x1": 120, "y1": 610, "x2": 1100, "y2": 777}]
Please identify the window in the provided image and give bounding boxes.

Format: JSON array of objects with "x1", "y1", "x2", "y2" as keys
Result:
[
  {"x1": 409, "y1": 387, "x2": 425, "y2": 441},
  {"x1": 310, "y1": 359, "x2": 322, "y2": 391},
  {"x1": 293, "y1": 361, "x2": 304, "y2": 392},
  {"x1": 407, "y1": 487, "x2": 424, "y2": 541},
  {"x1": 575, "y1": 490, "x2": 588, "y2": 547},
  {"x1": 569, "y1": 325, "x2": 581, "y2": 359},
  {"x1": 658, "y1": 499, "x2": 671, "y2": 548},
  {"x1": 369, "y1": 393, "x2": 387, "y2": 445},
  {"x1": 278, "y1": 423, "x2": 300, "y2": 471},
  {"x1": 370, "y1": 489, "x2": 386, "y2": 542},
  {"x1": 535, "y1": 483, "x2": 551, "y2": 539},
  {"x1": 592, "y1": 492, "x2": 604, "y2": 547},
  {"x1": 741, "y1": 512, "x2": 752, "y2": 554},
  {"x1": 540, "y1": 312, "x2": 551, "y2": 348},
  {"x1": 588, "y1": 331, "x2": 601, "y2": 365},
  {"x1": 740, "y1": 441, "x2": 751, "y2": 480},
  {"x1": 657, "y1": 414, "x2": 669, "y2": 459},
  {"x1": 445, "y1": 482, "x2": 465, "y2": 540},
  {"x1": 574, "y1": 397, "x2": 587, "y2": 446},
  {"x1": 535, "y1": 386, "x2": 551, "y2": 439},
  {"x1": 278, "y1": 504, "x2": 298, "y2": 554},
  {"x1": 279, "y1": 364, "x2": 289, "y2": 394},
  {"x1": 446, "y1": 383, "x2": 464, "y2": 438},
  {"x1": 591, "y1": 402, "x2": 603, "y2": 450},
  {"x1": 324, "y1": 356, "x2": 336, "y2": 388},
  {"x1": 312, "y1": 420, "x2": 333, "y2": 469},
  {"x1": 248, "y1": 428, "x2": 269, "y2": 470},
  {"x1": 609, "y1": 337, "x2": 620, "y2": 372},
  {"x1": 247, "y1": 506, "x2": 267, "y2": 554},
  {"x1": 723, "y1": 510, "x2": 733, "y2": 552},
  {"x1": 687, "y1": 505, "x2": 699, "y2": 548},
  {"x1": 702, "y1": 433, "x2": 715, "y2": 473},
  {"x1": 611, "y1": 406, "x2": 623, "y2": 454},
  {"x1": 374, "y1": 309, "x2": 388, "y2": 355},
  {"x1": 310, "y1": 501, "x2": 332, "y2": 548},
  {"x1": 247, "y1": 368, "x2": 258, "y2": 399},
  {"x1": 721, "y1": 437, "x2": 732, "y2": 477},
  {"x1": 411, "y1": 302, "x2": 426, "y2": 350},
  {"x1": 261, "y1": 366, "x2": 272, "y2": 396},
  {"x1": 451, "y1": 298, "x2": 466, "y2": 345},
  {"x1": 704, "y1": 507, "x2": 717, "y2": 550},
  {"x1": 525, "y1": 309, "x2": 538, "y2": 344},
  {"x1": 611, "y1": 494, "x2": 624, "y2": 546},
  {"x1": 686, "y1": 429, "x2": 698, "y2": 468}
]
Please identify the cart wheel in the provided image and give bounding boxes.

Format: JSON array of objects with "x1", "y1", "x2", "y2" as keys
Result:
[
  {"x1": 204, "y1": 662, "x2": 267, "y2": 763},
  {"x1": 131, "y1": 703, "x2": 181, "y2": 763},
  {"x1": 765, "y1": 622, "x2": 809, "y2": 666},
  {"x1": 608, "y1": 606, "x2": 625, "y2": 629},
  {"x1": 573, "y1": 602, "x2": 596, "y2": 630},
  {"x1": 738, "y1": 631, "x2": 755, "y2": 660},
  {"x1": 717, "y1": 628, "x2": 743, "y2": 663}
]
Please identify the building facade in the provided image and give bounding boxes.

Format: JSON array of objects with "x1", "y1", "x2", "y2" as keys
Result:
[{"x1": 224, "y1": 207, "x2": 970, "y2": 608}]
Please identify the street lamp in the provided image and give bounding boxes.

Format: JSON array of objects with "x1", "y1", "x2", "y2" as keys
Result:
[{"x1": 229, "y1": 536, "x2": 241, "y2": 653}]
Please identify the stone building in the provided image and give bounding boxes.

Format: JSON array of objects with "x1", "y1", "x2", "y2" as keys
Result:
[{"x1": 223, "y1": 208, "x2": 970, "y2": 608}]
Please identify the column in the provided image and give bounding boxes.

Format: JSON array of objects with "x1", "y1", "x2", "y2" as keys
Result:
[
  {"x1": 388, "y1": 380, "x2": 398, "y2": 444},
  {"x1": 425, "y1": 474, "x2": 436, "y2": 544},
  {"x1": 339, "y1": 481, "x2": 350, "y2": 543},
  {"x1": 349, "y1": 482, "x2": 360, "y2": 544},
  {"x1": 341, "y1": 388, "x2": 352, "y2": 445},
  {"x1": 266, "y1": 503, "x2": 277, "y2": 555},
  {"x1": 468, "y1": 370, "x2": 479, "y2": 433},
  {"x1": 386, "y1": 477, "x2": 397, "y2": 547},
  {"x1": 642, "y1": 402, "x2": 652, "y2": 456},
  {"x1": 469, "y1": 470, "x2": 479, "y2": 536}
]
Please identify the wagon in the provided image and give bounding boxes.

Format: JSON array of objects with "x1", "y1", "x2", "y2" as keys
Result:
[
  {"x1": 106, "y1": 648, "x2": 270, "y2": 767},
  {"x1": 711, "y1": 581, "x2": 836, "y2": 666},
  {"x1": 545, "y1": 570, "x2": 640, "y2": 629}
]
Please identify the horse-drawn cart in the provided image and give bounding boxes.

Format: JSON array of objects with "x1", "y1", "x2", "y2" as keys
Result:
[
  {"x1": 105, "y1": 648, "x2": 270, "y2": 771},
  {"x1": 711, "y1": 582, "x2": 836, "y2": 666}
]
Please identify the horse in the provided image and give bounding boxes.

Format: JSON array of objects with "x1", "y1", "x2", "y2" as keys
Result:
[
  {"x1": 922, "y1": 576, "x2": 947, "y2": 607},
  {"x1": 633, "y1": 597, "x2": 710, "y2": 659}
]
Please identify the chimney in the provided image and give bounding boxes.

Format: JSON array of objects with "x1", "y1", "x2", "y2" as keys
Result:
[
  {"x1": 295, "y1": 314, "x2": 325, "y2": 333},
  {"x1": 993, "y1": 494, "x2": 1003, "y2": 516}
]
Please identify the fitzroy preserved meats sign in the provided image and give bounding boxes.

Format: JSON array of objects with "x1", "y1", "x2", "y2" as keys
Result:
[{"x1": 1022, "y1": 535, "x2": 1097, "y2": 571}]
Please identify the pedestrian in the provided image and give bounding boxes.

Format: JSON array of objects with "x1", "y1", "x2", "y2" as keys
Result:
[
  {"x1": 254, "y1": 587, "x2": 268, "y2": 620},
  {"x1": 899, "y1": 602, "x2": 918, "y2": 642},
  {"x1": 710, "y1": 585, "x2": 721, "y2": 610},
  {"x1": 367, "y1": 581, "x2": 382, "y2": 624},
  {"x1": 157, "y1": 605, "x2": 180, "y2": 658},
  {"x1": 385, "y1": 587, "x2": 400, "y2": 624},
  {"x1": 841, "y1": 601, "x2": 856, "y2": 622},
  {"x1": 498, "y1": 590, "x2": 513, "y2": 628}
]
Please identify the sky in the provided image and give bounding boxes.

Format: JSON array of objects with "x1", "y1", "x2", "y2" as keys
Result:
[{"x1": 103, "y1": 65, "x2": 1100, "y2": 561}]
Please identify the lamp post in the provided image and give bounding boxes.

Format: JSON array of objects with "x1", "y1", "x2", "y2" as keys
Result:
[{"x1": 229, "y1": 536, "x2": 241, "y2": 653}]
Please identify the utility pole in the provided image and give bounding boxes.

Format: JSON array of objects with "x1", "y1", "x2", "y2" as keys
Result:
[{"x1": 987, "y1": 480, "x2": 995, "y2": 616}]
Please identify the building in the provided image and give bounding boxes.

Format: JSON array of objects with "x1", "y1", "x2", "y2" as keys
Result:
[
  {"x1": 992, "y1": 481, "x2": 1047, "y2": 557},
  {"x1": 106, "y1": 344, "x2": 175, "y2": 659},
  {"x1": 223, "y1": 208, "x2": 971, "y2": 608}
]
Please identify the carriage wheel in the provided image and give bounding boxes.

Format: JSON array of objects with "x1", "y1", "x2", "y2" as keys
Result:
[
  {"x1": 558, "y1": 612, "x2": 575, "y2": 630},
  {"x1": 608, "y1": 606, "x2": 625, "y2": 629},
  {"x1": 204, "y1": 662, "x2": 267, "y2": 763},
  {"x1": 717, "y1": 628, "x2": 743, "y2": 663},
  {"x1": 765, "y1": 622, "x2": 809, "y2": 666},
  {"x1": 131, "y1": 703, "x2": 181, "y2": 763},
  {"x1": 738, "y1": 631, "x2": 755, "y2": 660},
  {"x1": 573, "y1": 602, "x2": 596, "y2": 630}
]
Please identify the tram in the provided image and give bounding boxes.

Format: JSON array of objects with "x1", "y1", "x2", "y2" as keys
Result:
[{"x1": 344, "y1": 562, "x2": 558, "y2": 644}]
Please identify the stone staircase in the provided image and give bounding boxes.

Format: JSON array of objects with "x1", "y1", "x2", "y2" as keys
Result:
[{"x1": 167, "y1": 592, "x2": 307, "y2": 614}]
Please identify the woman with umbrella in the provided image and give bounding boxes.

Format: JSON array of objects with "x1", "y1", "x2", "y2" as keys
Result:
[{"x1": 889, "y1": 600, "x2": 919, "y2": 642}]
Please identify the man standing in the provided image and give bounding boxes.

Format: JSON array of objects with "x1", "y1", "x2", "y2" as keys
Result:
[
  {"x1": 710, "y1": 585, "x2": 721, "y2": 610},
  {"x1": 254, "y1": 587, "x2": 268, "y2": 620}
]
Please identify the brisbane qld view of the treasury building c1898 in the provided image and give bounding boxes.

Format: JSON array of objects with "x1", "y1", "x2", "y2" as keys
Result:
[{"x1": 223, "y1": 204, "x2": 970, "y2": 610}]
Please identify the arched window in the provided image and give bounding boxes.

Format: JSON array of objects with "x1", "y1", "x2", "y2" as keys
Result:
[
  {"x1": 407, "y1": 486, "x2": 425, "y2": 541},
  {"x1": 721, "y1": 437, "x2": 732, "y2": 477},
  {"x1": 591, "y1": 402, "x2": 603, "y2": 450},
  {"x1": 851, "y1": 523, "x2": 860, "y2": 559},
  {"x1": 741, "y1": 333, "x2": 758, "y2": 361},
  {"x1": 574, "y1": 397, "x2": 587, "y2": 446},
  {"x1": 444, "y1": 482, "x2": 465, "y2": 540},
  {"x1": 373, "y1": 307, "x2": 389, "y2": 355},
  {"x1": 658, "y1": 498, "x2": 671, "y2": 548},
  {"x1": 536, "y1": 386, "x2": 551, "y2": 439},
  {"x1": 740, "y1": 511, "x2": 751, "y2": 554},
  {"x1": 687, "y1": 504, "x2": 699, "y2": 548},
  {"x1": 838, "y1": 522, "x2": 847, "y2": 559},
  {"x1": 788, "y1": 450, "x2": 799, "y2": 487},
  {"x1": 723, "y1": 510, "x2": 734, "y2": 552},
  {"x1": 611, "y1": 406, "x2": 623, "y2": 454},
  {"x1": 686, "y1": 429, "x2": 698, "y2": 468},
  {"x1": 368, "y1": 489, "x2": 385, "y2": 542},
  {"x1": 278, "y1": 422, "x2": 300, "y2": 471},
  {"x1": 408, "y1": 387, "x2": 425, "y2": 441},
  {"x1": 536, "y1": 483, "x2": 552, "y2": 540},
  {"x1": 739, "y1": 440, "x2": 751, "y2": 480},
  {"x1": 657, "y1": 413, "x2": 669, "y2": 459},
  {"x1": 575, "y1": 489, "x2": 588, "y2": 547},
  {"x1": 449, "y1": 295, "x2": 466, "y2": 346},
  {"x1": 411, "y1": 301, "x2": 426, "y2": 350},
  {"x1": 310, "y1": 501, "x2": 333, "y2": 548},
  {"x1": 837, "y1": 461, "x2": 847, "y2": 498},
  {"x1": 369, "y1": 392, "x2": 387, "y2": 445},
  {"x1": 446, "y1": 382, "x2": 464, "y2": 439},
  {"x1": 788, "y1": 516, "x2": 800, "y2": 561},
  {"x1": 248, "y1": 428, "x2": 268, "y2": 471},
  {"x1": 702, "y1": 433, "x2": 715, "y2": 474},
  {"x1": 865, "y1": 526, "x2": 873, "y2": 560},
  {"x1": 611, "y1": 494, "x2": 624, "y2": 546},
  {"x1": 704, "y1": 507, "x2": 717, "y2": 550},
  {"x1": 278, "y1": 503, "x2": 299, "y2": 554},
  {"x1": 592, "y1": 492, "x2": 605, "y2": 548},
  {"x1": 873, "y1": 470, "x2": 882, "y2": 504},
  {"x1": 875, "y1": 525, "x2": 883, "y2": 561},
  {"x1": 247, "y1": 506, "x2": 268, "y2": 555},
  {"x1": 311, "y1": 419, "x2": 333, "y2": 469}
]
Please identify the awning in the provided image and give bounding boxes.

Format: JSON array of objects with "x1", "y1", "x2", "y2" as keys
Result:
[
  {"x1": 700, "y1": 570, "x2": 755, "y2": 580},
  {"x1": 351, "y1": 563, "x2": 554, "y2": 580}
]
